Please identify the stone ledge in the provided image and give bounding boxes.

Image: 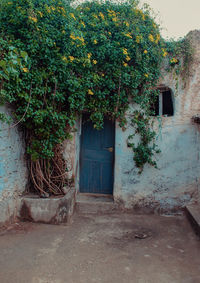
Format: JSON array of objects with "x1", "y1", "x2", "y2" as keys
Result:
[
  {"x1": 19, "y1": 187, "x2": 76, "y2": 224},
  {"x1": 185, "y1": 204, "x2": 200, "y2": 236}
]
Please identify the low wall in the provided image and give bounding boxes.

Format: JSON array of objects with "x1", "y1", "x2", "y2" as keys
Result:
[{"x1": 20, "y1": 187, "x2": 76, "y2": 224}]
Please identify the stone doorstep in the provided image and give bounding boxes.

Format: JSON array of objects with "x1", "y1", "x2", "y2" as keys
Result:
[
  {"x1": 75, "y1": 194, "x2": 186, "y2": 215},
  {"x1": 75, "y1": 193, "x2": 117, "y2": 214},
  {"x1": 185, "y1": 204, "x2": 200, "y2": 236},
  {"x1": 19, "y1": 187, "x2": 76, "y2": 225}
]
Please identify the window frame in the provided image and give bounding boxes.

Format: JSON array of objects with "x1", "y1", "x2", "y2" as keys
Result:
[{"x1": 154, "y1": 86, "x2": 174, "y2": 117}]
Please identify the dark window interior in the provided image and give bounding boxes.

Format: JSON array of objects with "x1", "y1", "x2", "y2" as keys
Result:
[
  {"x1": 151, "y1": 88, "x2": 174, "y2": 116},
  {"x1": 162, "y1": 90, "x2": 174, "y2": 116}
]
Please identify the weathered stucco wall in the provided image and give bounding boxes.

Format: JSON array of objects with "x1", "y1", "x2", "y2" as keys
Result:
[
  {"x1": 63, "y1": 120, "x2": 81, "y2": 191},
  {"x1": 113, "y1": 30, "x2": 200, "y2": 212},
  {"x1": 0, "y1": 106, "x2": 27, "y2": 225}
]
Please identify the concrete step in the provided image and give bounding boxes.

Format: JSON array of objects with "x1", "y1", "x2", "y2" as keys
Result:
[
  {"x1": 75, "y1": 193, "x2": 117, "y2": 214},
  {"x1": 185, "y1": 204, "x2": 200, "y2": 236}
]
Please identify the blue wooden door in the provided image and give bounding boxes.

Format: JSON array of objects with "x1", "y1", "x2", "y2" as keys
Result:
[{"x1": 80, "y1": 114, "x2": 115, "y2": 194}]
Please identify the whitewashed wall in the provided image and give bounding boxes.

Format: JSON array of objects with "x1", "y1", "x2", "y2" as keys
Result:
[
  {"x1": 0, "y1": 106, "x2": 27, "y2": 225},
  {"x1": 113, "y1": 30, "x2": 200, "y2": 212}
]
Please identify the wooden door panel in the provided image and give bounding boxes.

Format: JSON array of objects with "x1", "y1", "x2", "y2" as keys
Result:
[{"x1": 80, "y1": 114, "x2": 114, "y2": 194}]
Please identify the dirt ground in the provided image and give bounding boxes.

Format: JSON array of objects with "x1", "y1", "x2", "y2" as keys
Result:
[{"x1": 0, "y1": 212, "x2": 199, "y2": 283}]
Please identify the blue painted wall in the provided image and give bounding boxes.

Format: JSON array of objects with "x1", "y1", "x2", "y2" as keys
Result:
[{"x1": 0, "y1": 106, "x2": 27, "y2": 201}]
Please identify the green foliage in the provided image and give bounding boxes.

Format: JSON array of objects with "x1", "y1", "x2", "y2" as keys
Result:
[
  {"x1": 165, "y1": 37, "x2": 193, "y2": 79},
  {"x1": 0, "y1": 37, "x2": 28, "y2": 123},
  {"x1": 0, "y1": 0, "x2": 190, "y2": 175},
  {"x1": 127, "y1": 110, "x2": 160, "y2": 171}
]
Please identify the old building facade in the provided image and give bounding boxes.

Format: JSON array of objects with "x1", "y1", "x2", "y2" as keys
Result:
[{"x1": 0, "y1": 30, "x2": 200, "y2": 225}]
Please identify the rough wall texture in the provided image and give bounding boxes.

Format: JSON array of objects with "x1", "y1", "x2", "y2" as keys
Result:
[
  {"x1": 113, "y1": 30, "x2": 200, "y2": 212},
  {"x1": 63, "y1": 120, "x2": 81, "y2": 190},
  {"x1": 0, "y1": 106, "x2": 27, "y2": 225}
]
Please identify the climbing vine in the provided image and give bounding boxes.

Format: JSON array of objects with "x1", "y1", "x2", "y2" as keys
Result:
[{"x1": 0, "y1": 0, "x2": 192, "y2": 195}]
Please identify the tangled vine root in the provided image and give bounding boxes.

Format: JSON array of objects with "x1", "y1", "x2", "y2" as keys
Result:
[{"x1": 29, "y1": 145, "x2": 70, "y2": 196}]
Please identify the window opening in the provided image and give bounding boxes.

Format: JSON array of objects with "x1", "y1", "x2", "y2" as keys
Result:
[
  {"x1": 151, "y1": 87, "x2": 173, "y2": 116},
  {"x1": 162, "y1": 90, "x2": 174, "y2": 116}
]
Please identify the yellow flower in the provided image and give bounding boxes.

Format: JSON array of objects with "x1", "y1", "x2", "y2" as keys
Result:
[
  {"x1": 161, "y1": 48, "x2": 168, "y2": 57},
  {"x1": 77, "y1": 36, "x2": 84, "y2": 43},
  {"x1": 88, "y1": 89, "x2": 94, "y2": 95},
  {"x1": 46, "y1": 6, "x2": 51, "y2": 13},
  {"x1": 124, "y1": 21, "x2": 129, "y2": 27},
  {"x1": 93, "y1": 39, "x2": 98, "y2": 44},
  {"x1": 29, "y1": 16, "x2": 38, "y2": 23},
  {"x1": 123, "y1": 62, "x2": 128, "y2": 67},
  {"x1": 38, "y1": 11, "x2": 43, "y2": 17},
  {"x1": 144, "y1": 50, "x2": 148, "y2": 54},
  {"x1": 136, "y1": 36, "x2": 140, "y2": 43},
  {"x1": 170, "y1": 58, "x2": 178, "y2": 64},
  {"x1": 51, "y1": 6, "x2": 56, "y2": 11},
  {"x1": 112, "y1": 17, "x2": 118, "y2": 22},
  {"x1": 87, "y1": 53, "x2": 92, "y2": 59},
  {"x1": 155, "y1": 34, "x2": 160, "y2": 44},
  {"x1": 124, "y1": 33, "x2": 132, "y2": 39},
  {"x1": 126, "y1": 56, "x2": 131, "y2": 61},
  {"x1": 99, "y1": 12, "x2": 105, "y2": 20},
  {"x1": 107, "y1": 9, "x2": 116, "y2": 17},
  {"x1": 93, "y1": 60, "x2": 97, "y2": 64},
  {"x1": 93, "y1": 14, "x2": 98, "y2": 19},
  {"x1": 22, "y1": 67, "x2": 29, "y2": 73},
  {"x1": 62, "y1": 56, "x2": 68, "y2": 63},
  {"x1": 59, "y1": 6, "x2": 64, "y2": 11},
  {"x1": 101, "y1": 73, "x2": 105, "y2": 77},
  {"x1": 163, "y1": 51, "x2": 168, "y2": 57},
  {"x1": 69, "y1": 13, "x2": 76, "y2": 21},
  {"x1": 59, "y1": 6, "x2": 66, "y2": 15},
  {"x1": 144, "y1": 73, "x2": 149, "y2": 78},
  {"x1": 148, "y1": 34, "x2": 154, "y2": 42},
  {"x1": 81, "y1": 21, "x2": 86, "y2": 28},
  {"x1": 122, "y1": 48, "x2": 128, "y2": 55},
  {"x1": 108, "y1": 32, "x2": 111, "y2": 35},
  {"x1": 69, "y1": 56, "x2": 75, "y2": 62},
  {"x1": 62, "y1": 30, "x2": 66, "y2": 34},
  {"x1": 8, "y1": 2, "x2": 12, "y2": 4},
  {"x1": 70, "y1": 33, "x2": 76, "y2": 40}
]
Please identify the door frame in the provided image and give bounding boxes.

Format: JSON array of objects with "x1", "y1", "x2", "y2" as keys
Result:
[{"x1": 77, "y1": 115, "x2": 116, "y2": 196}]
